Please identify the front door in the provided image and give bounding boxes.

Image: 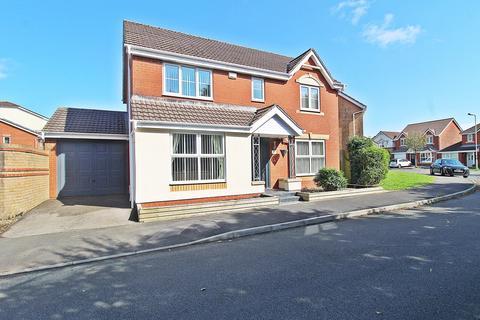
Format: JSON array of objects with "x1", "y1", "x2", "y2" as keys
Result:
[
  {"x1": 467, "y1": 152, "x2": 475, "y2": 167},
  {"x1": 260, "y1": 138, "x2": 271, "y2": 189}
]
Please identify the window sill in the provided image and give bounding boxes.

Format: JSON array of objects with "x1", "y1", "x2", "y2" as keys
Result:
[
  {"x1": 296, "y1": 174, "x2": 316, "y2": 177},
  {"x1": 251, "y1": 180, "x2": 265, "y2": 186},
  {"x1": 162, "y1": 92, "x2": 213, "y2": 102},
  {"x1": 298, "y1": 109, "x2": 324, "y2": 116},
  {"x1": 251, "y1": 99, "x2": 265, "y2": 103},
  {"x1": 170, "y1": 180, "x2": 226, "y2": 186}
]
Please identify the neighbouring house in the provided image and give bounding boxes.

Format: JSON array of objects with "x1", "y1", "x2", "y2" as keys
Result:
[
  {"x1": 0, "y1": 101, "x2": 48, "y2": 148},
  {"x1": 438, "y1": 124, "x2": 479, "y2": 167},
  {"x1": 42, "y1": 20, "x2": 366, "y2": 209},
  {"x1": 373, "y1": 131, "x2": 400, "y2": 154},
  {"x1": 391, "y1": 118, "x2": 462, "y2": 165}
]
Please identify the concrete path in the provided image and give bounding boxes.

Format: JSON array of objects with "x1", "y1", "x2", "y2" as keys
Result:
[{"x1": 0, "y1": 176, "x2": 474, "y2": 275}]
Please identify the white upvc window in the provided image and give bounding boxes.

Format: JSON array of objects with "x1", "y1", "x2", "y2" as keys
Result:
[
  {"x1": 426, "y1": 134, "x2": 434, "y2": 144},
  {"x1": 467, "y1": 133, "x2": 474, "y2": 143},
  {"x1": 295, "y1": 140, "x2": 325, "y2": 176},
  {"x1": 420, "y1": 151, "x2": 433, "y2": 163},
  {"x1": 300, "y1": 85, "x2": 320, "y2": 111},
  {"x1": 251, "y1": 77, "x2": 264, "y2": 102},
  {"x1": 164, "y1": 63, "x2": 212, "y2": 99},
  {"x1": 442, "y1": 152, "x2": 458, "y2": 160},
  {"x1": 2, "y1": 136, "x2": 11, "y2": 144},
  {"x1": 400, "y1": 138, "x2": 406, "y2": 146},
  {"x1": 171, "y1": 133, "x2": 225, "y2": 184}
]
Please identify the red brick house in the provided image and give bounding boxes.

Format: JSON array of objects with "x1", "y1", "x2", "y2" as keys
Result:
[
  {"x1": 438, "y1": 124, "x2": 479, "y2": 167},
  {"x1": 42, "y1": 20, "x2": 366, "y2": 208},
  {"x1": 391, "y1": 118, "x2": 462, "y2": 165},
  {"x1": 0, "y1": 101, "x2": 47, "y2": 148}
]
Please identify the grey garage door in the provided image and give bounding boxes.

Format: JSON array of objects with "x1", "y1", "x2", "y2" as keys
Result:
[{"x1": 57, "y1": 140, "x2": 127, "y2": 197}]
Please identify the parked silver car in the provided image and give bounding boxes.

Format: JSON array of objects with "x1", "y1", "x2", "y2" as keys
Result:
[{"x1": 389, "y1": 158, "x2": 412, "y2": 168}]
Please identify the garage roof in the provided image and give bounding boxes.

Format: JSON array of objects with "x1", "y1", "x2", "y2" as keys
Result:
[{"x1": 43, "y1": 108, "x2": 128, "y2": 135}]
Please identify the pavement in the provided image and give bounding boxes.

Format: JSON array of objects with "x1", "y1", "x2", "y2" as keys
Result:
[
  {"x1": 1, "y1": 189, "x2": 480, "y2": 319},
  {"x1": 0, "y1": 175, "x2": 474, "y2": 276}
]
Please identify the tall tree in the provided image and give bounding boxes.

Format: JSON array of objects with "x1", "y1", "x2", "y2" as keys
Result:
[{"x1": 405, "y1": 132, "x2": 426, "y2": 167}]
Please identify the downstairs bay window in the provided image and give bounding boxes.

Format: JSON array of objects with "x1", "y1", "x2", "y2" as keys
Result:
[
  {"x1": 295, "y1": 140, "x2": 325, "y2": 176},
  {"x1": 420, "y1": 151, "x2": 433, "y2": 163},
  {"x1": 172, "y1": 133, "x2": 225, "y2": 183}
]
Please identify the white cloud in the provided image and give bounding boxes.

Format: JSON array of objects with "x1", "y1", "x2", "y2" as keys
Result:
[
  {"x1": 362, "y1": 14, "x2": 422, "y2": 47},
  {"x1": 333, "y1": 0, "x2": 369, "y2": 25}
]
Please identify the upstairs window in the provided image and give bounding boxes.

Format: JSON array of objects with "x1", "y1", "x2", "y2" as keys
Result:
[
  {"x1": 467, "y1": 133, "x2": 474, "y2": 143},
  {"x1": 164, "y1": 64, "x2": 212, "y2": 99},
  {"x1": 251, "y1": 77, "x2": 264, "y2": 102},
  {"x1": 300, "y1": 85, "x2": 320, "y2": 111},
  {"x1": 400, "y1": 138, "x2": 406, "y2": 146},
  {"x1": 426, "y1": 134, "x2": 434, "y2": 144},
  {"x1": 2, "y1": 136, "x2": 11, "y2": 144}
]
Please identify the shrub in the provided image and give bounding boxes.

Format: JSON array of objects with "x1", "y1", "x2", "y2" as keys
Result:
[
  {"x1": 314, "y1": 168, "x2": 348, "y2": 191},
  {"x1": 351, "y1": 145, "x2": 390, "y2": 186}
]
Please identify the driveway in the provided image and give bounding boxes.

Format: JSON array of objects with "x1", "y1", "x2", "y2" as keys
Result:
[{"x1": 2, "y1": 195, "x2": 134, "y2": 238}]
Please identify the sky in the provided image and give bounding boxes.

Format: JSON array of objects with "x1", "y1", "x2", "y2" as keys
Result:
[{"x1": 1, "y1": 0, "x2": 479, "y2": 136}]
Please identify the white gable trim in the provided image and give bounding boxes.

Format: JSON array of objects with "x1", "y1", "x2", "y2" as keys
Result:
[{"x1": 250, "y1": 106, "x2": 303, "y2": 136}]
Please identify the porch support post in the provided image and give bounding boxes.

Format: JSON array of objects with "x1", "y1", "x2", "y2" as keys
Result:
[
  {"x1": 288, "y1": 136, "x2": 295, "y2": 178},
  {"x1": 252, "y1": 135, "x2": 261, "y2": 181}
]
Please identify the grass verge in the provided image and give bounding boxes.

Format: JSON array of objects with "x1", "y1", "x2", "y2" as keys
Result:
[{"x1": 380, "y1": 170, "x2": 435, "y2": 190}]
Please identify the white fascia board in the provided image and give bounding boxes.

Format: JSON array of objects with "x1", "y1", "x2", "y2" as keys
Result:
[
  {"x1": 43, "y1": 132, "x2": 129, "y2": 140},
  {"x1": 393, "y1": 131, "x2": 407, "y2": 141},
  {"x1": 136, "y1": 120, "x2": 251, "y2": 133},
  {"x1": 338, "y1": 92, "x2": 367, "y2": 110},
  {"x1": 128, "y1": 45, "x2": 290, "y2": 81},
  {"x1": 0, "y1": 118, "x2": 40, "y2": 136},
  {"x1": 250, "y1": 107, "x2": 303, "y2": 136},
  {"x1": 287, "y1": 50, "x2": 338, "y2": 90}
]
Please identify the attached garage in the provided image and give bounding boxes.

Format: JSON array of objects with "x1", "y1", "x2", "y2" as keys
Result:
[
  {"x1": 57, "y1": 140, "x2": 127, "y2": 197},
  {"x1": 42, "y1": 107, "x2": 129, "y2": 198}
]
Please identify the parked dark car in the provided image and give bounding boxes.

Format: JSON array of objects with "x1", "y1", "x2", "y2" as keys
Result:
[{"x1": 430, "y1": 159, "x2": 470, "y2": 178}]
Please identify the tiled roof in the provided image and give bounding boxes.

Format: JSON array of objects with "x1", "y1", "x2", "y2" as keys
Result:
[
  {"x1": 462, "y1": 125, "x2": 479, "y2": 134},
  {"x1": 381, "y1": 131, "x2": 400, "y2": 140},
  {"x1": 0, "y1": 101, "x2": 22, "y2": 108},
  {"x1": 400, "y1": 118, "x2": 455, "y2": 137},
  {"x1": 130, "y1": 96, "x2": 302, "y2": 130},
  {"x1": 124, "y1": 20, "x2": 339, "y2": 84},
  {"x1": 392, "y1": 145, "x2": 438, "y2": 153},
  {"x1": 43, "y1": 108, "x2": 127, "y2": 134},
  {"x1": 440, "y1": 141, "x2": 478, "y2": 152}
]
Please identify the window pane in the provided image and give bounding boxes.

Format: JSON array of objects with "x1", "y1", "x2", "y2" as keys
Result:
[
  {"x1": 165, "y1": 65, "x2": 179, "y2": 93},
  {"x1": 185, "y1": 158, "x2": 198, "y2": 180},
  {"x1": 296, "y1": 141, "x2": 310, "y2": 155},
  {"x1": 311, "y1": 157, "x2": 325, "y2": 174},
  {"x1": 296, "y1": 158, "x2": 310, "y2": 175},
  {"x1": 253, "y1": 78, "x2": 264, "y2": 100},
  {"x1": 201, "y1": 157, "x2": 225, "y2": 180},
  {"x1": 198, "y1": 70, "x2": 211, "y2": 97},
  {"x1": 173, "y1": 134, "x2": 196, "y2": 154},
  {"x1": 181, "y1": 66, "x2": 196, "y2": 97},
  {"x1": 301, "y1": 87, "x2": 309, "y2": 109},
  {"x1": 311, "y1": 142, "x2": 324, "y2": 156},
  {"x1": 172, "y1": 157, "x2": 184, "y2": 181},
  {"x1": 310, "y1": 88, "x2": 319, "y2": 110},
  {"x1": 201, "y1": 135, "x2": 223, "y2": 154}
]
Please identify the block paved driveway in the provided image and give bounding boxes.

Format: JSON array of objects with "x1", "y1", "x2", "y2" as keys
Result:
[{"x1": 3, "y1": 195, "x2": 134, "y2": 238}]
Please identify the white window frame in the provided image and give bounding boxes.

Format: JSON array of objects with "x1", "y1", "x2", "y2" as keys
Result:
[
  {"x1": 299, "y1": 85, "x2": 320, "y2": 112},
  {"x1": 295, "y1": 140, "x2": 325, "y2": 176},
  {"x1": 2, "y1": 135, "x2": 11, "y2": 144},
  {"x1": 163, "y1": 63, "x2": 213, "y2": 100},
  {"x1": 467, "y1": 133, "x2": 474, "y2": 143},
  {"x1": 170, "y1": 132, "x2": 226, "y2": 185},
  {"x1": 251, "y1": 77, "x2": 265, "y2": 102},
  {"x1": 420, "y1": 151, "x2": 433, "y2": 163},
  {"x1": 425, "y1": 134, "x2": 434, "y2": 144},
  {"x1": 400, "y1": 138, "x2": 406, "y2": 146}
]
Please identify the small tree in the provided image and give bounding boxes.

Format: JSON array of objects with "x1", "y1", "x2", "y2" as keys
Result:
[
  {"x1": 314, "y1": 168, "x2": 348, "y2": 191},
  {"x1": 348, "y1": 136, "x2": 389, "y2": 186},
  {"x1": 405, "y1": 132, "x2": 426, "y2": 167}
]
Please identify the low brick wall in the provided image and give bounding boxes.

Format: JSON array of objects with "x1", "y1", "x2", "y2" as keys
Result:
[{"x1": 0, "y1": 143, "x2": 49, "y2": 220}]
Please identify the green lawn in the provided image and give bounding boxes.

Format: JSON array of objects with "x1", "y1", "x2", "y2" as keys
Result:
[{"x1": 380, "y1": 171, "x2": 435, "y2": 190}]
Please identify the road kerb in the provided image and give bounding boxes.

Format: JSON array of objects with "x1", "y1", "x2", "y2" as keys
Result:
[{"x1": 0, "y1": 182, "x2": 476, "y2": 278}]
